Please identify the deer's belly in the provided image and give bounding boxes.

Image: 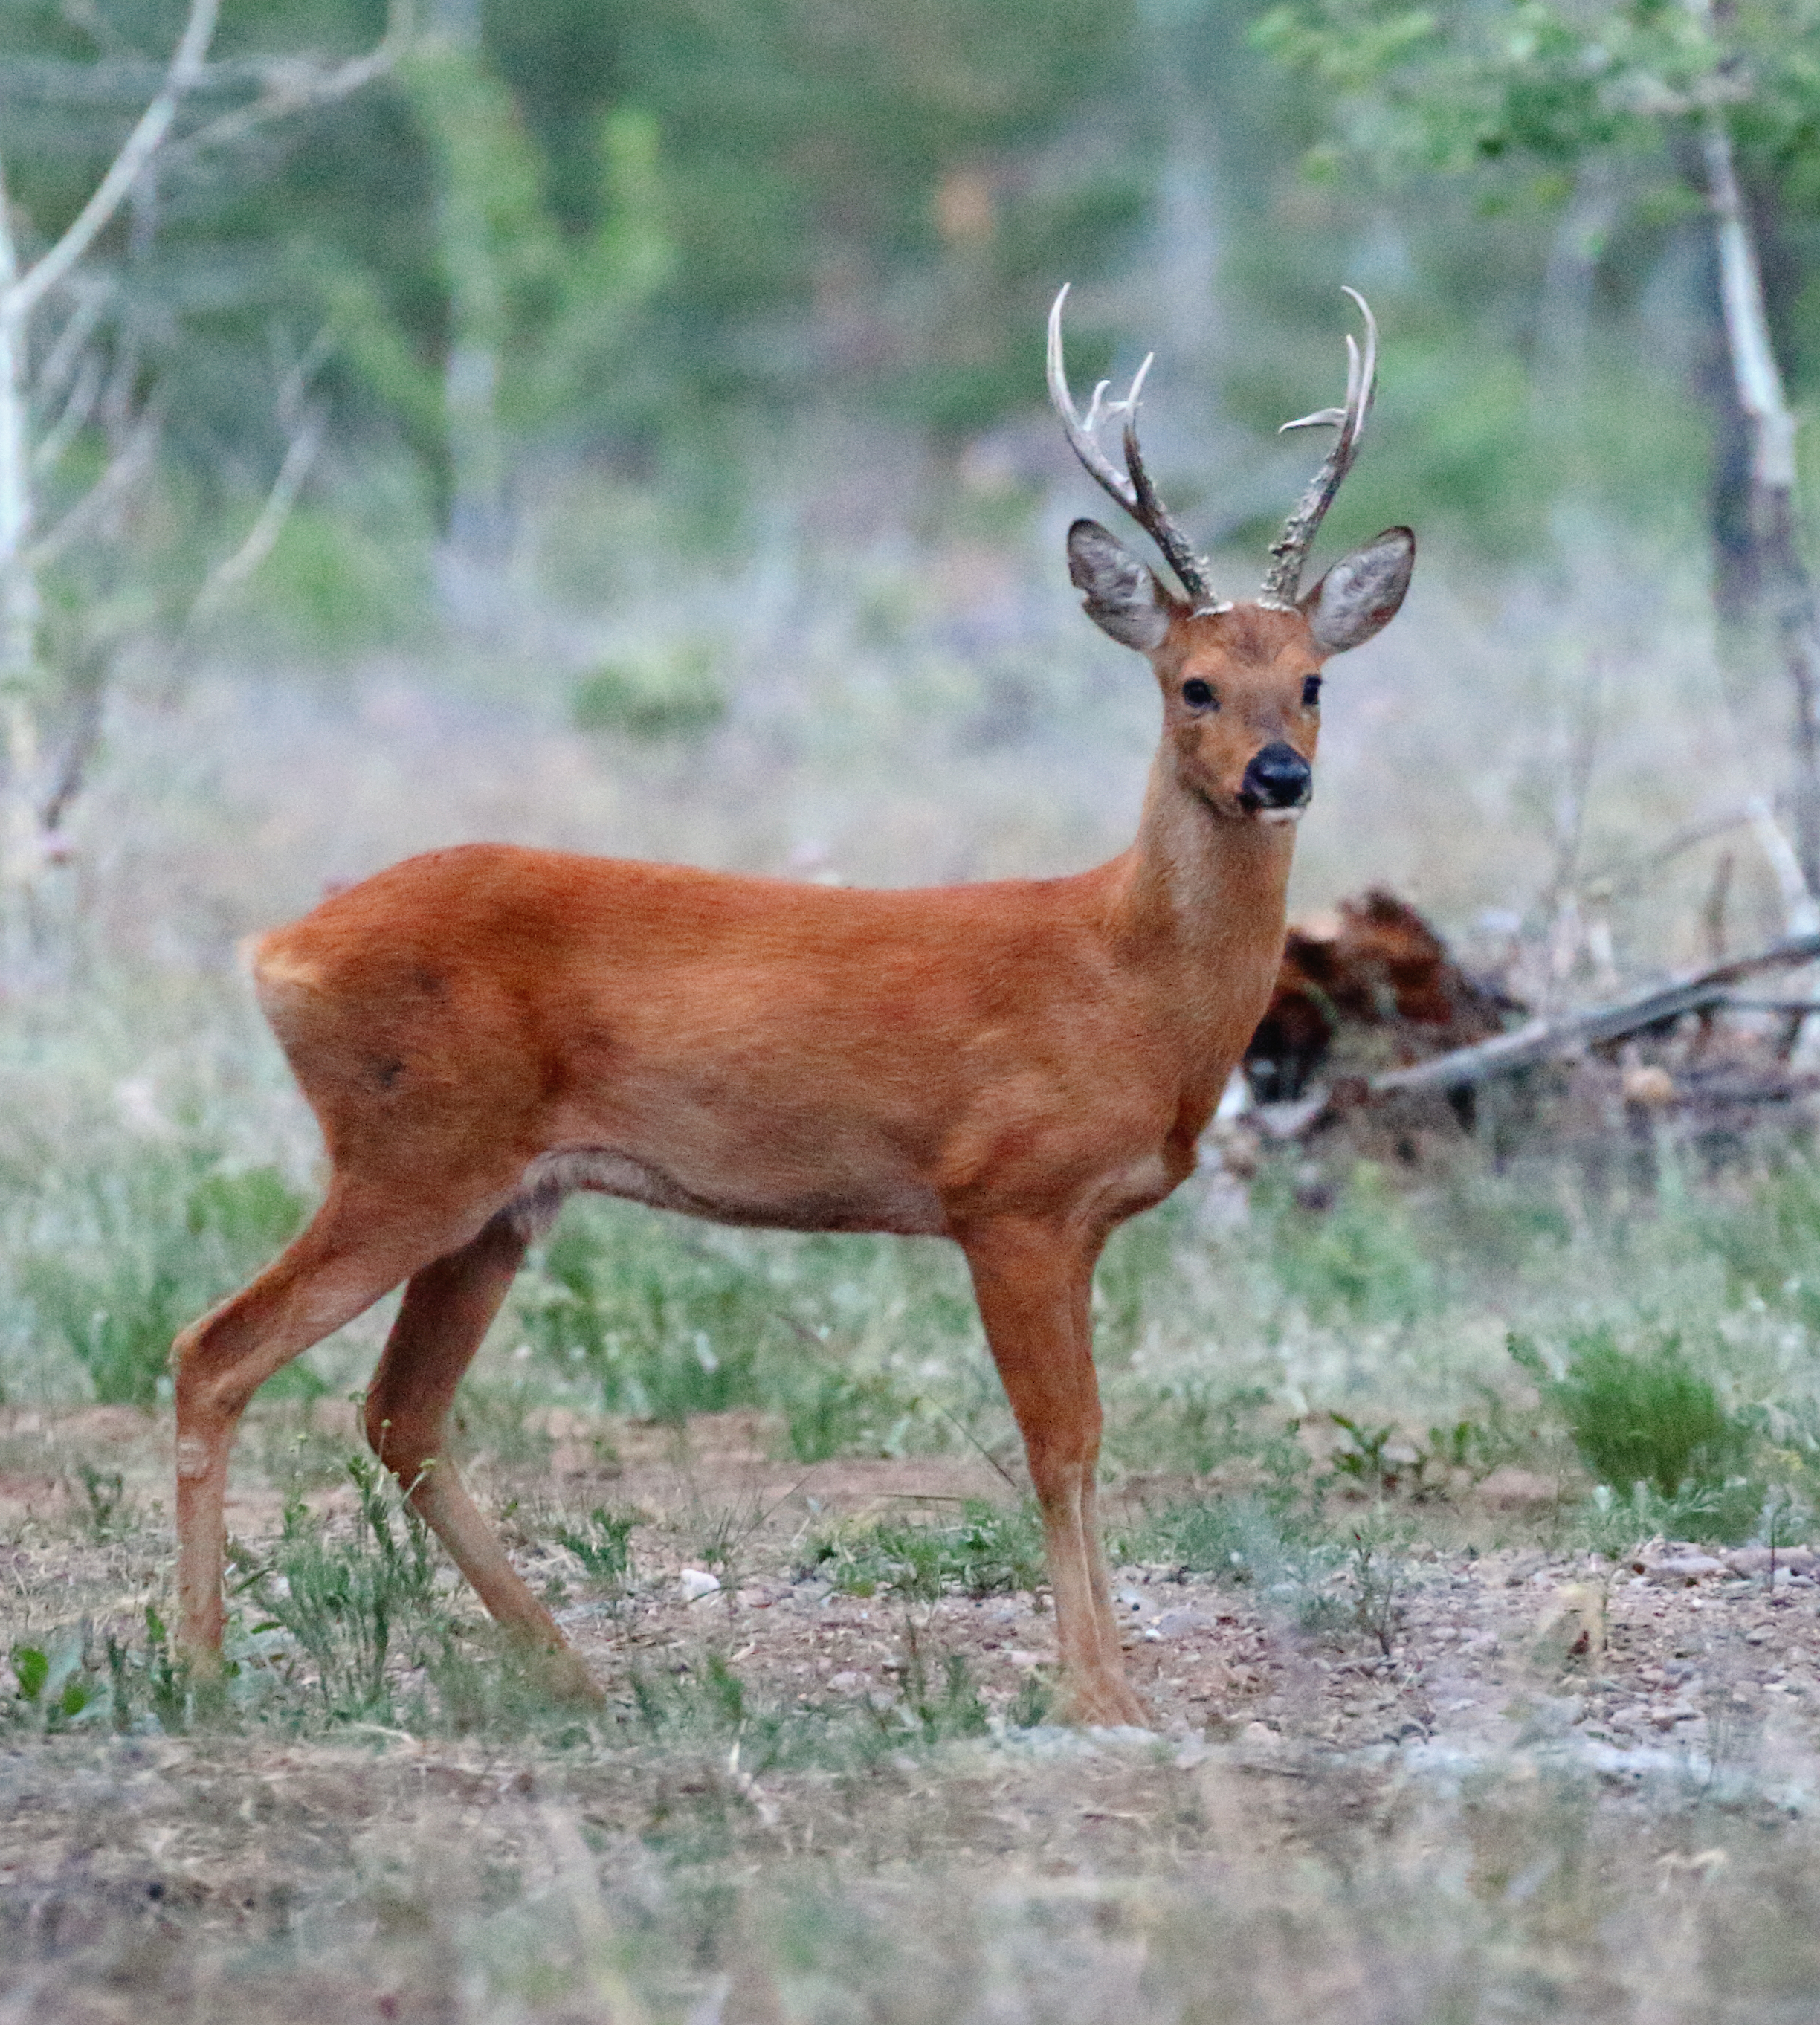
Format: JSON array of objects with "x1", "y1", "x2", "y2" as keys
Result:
[{"x1": 509, "y1": 1146, "x2": 948, "y2": 1238}]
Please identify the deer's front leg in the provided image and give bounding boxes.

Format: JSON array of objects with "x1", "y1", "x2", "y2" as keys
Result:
[{"x1": 961, "y1": 1218, "x2": 1150, "y2": 1729}]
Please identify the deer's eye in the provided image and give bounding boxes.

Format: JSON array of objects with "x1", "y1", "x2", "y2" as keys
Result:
[
  {"x1": 1181, "y1": 679, "x2": 1216, "y2": 709},
  {"x1": 1302, "y1": 675, "x2": 1323, "y2": 709}
]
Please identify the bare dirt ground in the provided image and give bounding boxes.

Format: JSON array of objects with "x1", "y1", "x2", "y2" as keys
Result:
[{"x1": 7, "y1": 1404, "x2": 1820, "y2": 2021}]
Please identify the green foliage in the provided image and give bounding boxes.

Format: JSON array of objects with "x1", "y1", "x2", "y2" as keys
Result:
[
  {"x1": 516, "y1": 1210, "x2": 770, "y2": 1421},
  {"x1": 18, "y1": 1157, "x2": 309, "y2": 1408},
  {"x1": 1104, "y1": 1382, "x2": 1280, "y2": 1479},
  {"x1": 234, "y1": 503, "x2": 431, "y2": 654},
  {"x1": 242, "y1": 1456, "x2": 443, "y2": 1720},
  {"x1": 889, "y1": 1630, "x2": 991, "y2": 1745},
  {"x1": 5, "y1": 1606, "x2": 189, "y2": 1737},
  {"x1": 571, "y1": 645, "x2": 727, "y2": 743},
  {"x1": 781, "y1": 1364, "x2": 917, "y2": 1464},
  {"x1": 809, "y1": 1500, "x2": 1045, "y2": 1602},
  {"x1": 1509, "y1": 1327, "x2": 1749, "y2": 1499},
  {"x1": 1265, "y1": 1163, "x2": 1439, "y2": 1325},
  {"x1": 552, "y1": 1505, "x2": 640, "y2": 1589},
  {"x1": 1252, "y1": 0, "x2": 1739, "y2": 174},
  {"x1": 514, "y1": 1204, "x2": 955, "y2": 1449},
  {"x1": 1704, "y1": 1158, "x2": 1820, "y2": 1334},
  {"x1": 71, "y1": 1462, "x2": 131, "y2": 1541}
]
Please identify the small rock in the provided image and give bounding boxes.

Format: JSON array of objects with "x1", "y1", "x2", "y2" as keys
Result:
[
  {"x1": 676, "y1": 1568, "x2": 721, "y2": 1603},
  {"x1": 1149, "y1": 1606, "x2": 1208, "y2": 1640},
  {"x1": 826, "y1": 1670, "x2": 866, "y2": 1693},
  {"x1": 1723, "y1": 1546, "x2": 1816, "y2": 1577},
  {"x1": 1112, "y1": 1586, "x2": 1156, "y2": 1621},
  {"x1": 1007, "y1": 1650, "x2": 1046, "y2": 1669}
]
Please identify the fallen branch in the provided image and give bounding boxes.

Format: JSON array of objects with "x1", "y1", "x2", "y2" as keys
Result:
[{"x1": 1369, "y1": 929, "x2": 1820, "y2": 1097}]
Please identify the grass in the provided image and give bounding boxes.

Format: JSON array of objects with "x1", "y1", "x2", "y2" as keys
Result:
[{"x1": 806, "y1": 1500, "x2": 1048, "y2": 1601}]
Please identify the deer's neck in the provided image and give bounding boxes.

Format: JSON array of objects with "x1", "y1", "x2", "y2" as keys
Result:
[{"x1": 1104, "y1": 757, "x2": 1297, "y2": 1041}]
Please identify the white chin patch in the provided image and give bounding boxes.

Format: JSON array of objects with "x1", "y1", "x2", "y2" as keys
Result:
[{"x1": 1256, "y1": 806, "x2": 1305, "y2": 826}]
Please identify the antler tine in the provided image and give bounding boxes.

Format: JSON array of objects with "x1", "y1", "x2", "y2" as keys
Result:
[
  {"x1": 1259, "y1": 287, "x2": 1378, "y2": 610},
  {"x1": 1047, "y1": 284, "x2": 1214, "y2": 605}
]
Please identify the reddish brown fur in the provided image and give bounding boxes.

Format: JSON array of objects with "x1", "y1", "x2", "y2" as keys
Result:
[{"x1": 170, "y1": 579, "x2": 1399, "y2": 1727}]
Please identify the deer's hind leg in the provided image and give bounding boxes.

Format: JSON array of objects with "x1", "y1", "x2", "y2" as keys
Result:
[
  {"x1": 362, "y1": 1209, "x2": 599, "y2": 1701},
  {"x1": 173, "y1": 1178, "x2": 501, "y2": 1667}
]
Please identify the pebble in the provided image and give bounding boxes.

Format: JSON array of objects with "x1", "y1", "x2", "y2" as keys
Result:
[{"x1": 676, "y1": 1568, "x2": 720, "y2": 1603}]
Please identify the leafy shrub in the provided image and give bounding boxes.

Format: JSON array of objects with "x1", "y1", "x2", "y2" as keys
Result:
[
  {"x1": 19, "y1": 1156, "x2": 309, "y2": 1407},
  {"x1": 1508, "y1": 1328, "x2": 1749, "y2": 1501}
]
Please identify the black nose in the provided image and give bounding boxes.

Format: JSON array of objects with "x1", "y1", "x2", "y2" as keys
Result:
[{"x1": 1240, "y1": 741, "x2": 1312, "y2": 810}]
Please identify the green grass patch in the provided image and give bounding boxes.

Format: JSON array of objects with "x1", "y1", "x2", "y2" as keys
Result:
[
  {"x1": 16, "y1": 1156, "x2": 309, "y2": 1408},
  {"x1": 807, "y1": 1500, "x2": 1046, "y2": 1601}
]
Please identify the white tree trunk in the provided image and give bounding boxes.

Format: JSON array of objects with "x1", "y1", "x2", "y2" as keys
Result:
[{"x1": 1701, "y1": 112, "x2": 1820, "y2": 893}]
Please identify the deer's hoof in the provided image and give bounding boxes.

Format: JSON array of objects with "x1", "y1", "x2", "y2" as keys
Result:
[{"x1": 1053, "y1": 1672, "x2": 1155, "y2": 1731}]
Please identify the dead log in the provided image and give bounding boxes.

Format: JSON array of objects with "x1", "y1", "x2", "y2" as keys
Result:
[{"x1": 1369, "y1": 930, "x2": 1820, "y2": 1097}]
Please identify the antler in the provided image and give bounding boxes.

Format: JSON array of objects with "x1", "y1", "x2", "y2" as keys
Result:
[
  {"x1": 1258, "y1": 288, "x2": 1378, "y2": 610},
  {"x1": 1047, "y1": 283, "x2": 1215, "y2": 607}
]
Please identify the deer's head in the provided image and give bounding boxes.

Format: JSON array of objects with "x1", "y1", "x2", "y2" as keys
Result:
[{"x1": 1049, "y1": 286, "x2": 1413, "y2": 826}]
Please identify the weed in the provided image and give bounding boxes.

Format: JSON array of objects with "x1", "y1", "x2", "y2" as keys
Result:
[
  {"x1": 1004, "y1": 1667, "x2": 1053, "y2": 1728},
  {"x1": 71, "y1": 1461, "x2": 130, "y2": 1540},
  {"x1": 1105, "y1": 1381, "x2": 1278, "y2": 1478},
  {"x1": 781, "y1": 1364, "x2": 917, "y2": 1462},
  {"x1": 883, "y1": 1621, "x2": 990, "y2": 1744},
  {"x1": 7, "y1": 1627, "x2": 101, "y2": 1731},
  {"x1": 1344, "y1": 1517, "x2": 1404, "y2": 1656},
  {"x1": 241, "y1": 1455, "x2": 443, "y2": 1719},
  {"x1": 552, "y1": 1505, "x2": 642, "y2": 1592},
  {"x1": 1329, "y1": 1414, "x2": 1404, "y2": 1495},
  {"x1": 6, "y1": 1606, "x2": 190, "y2": 1736}
]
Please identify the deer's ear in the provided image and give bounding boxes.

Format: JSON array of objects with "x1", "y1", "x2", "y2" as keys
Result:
[
  {"x1": 1068, "y1": 519, "x2": 1177, "y2": 652},
  {"x1": 1301, "y1": 526, "x2": 1415, "y2": 653}
]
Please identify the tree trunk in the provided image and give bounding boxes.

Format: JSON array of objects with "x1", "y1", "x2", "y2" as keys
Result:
[
  {"x1": 0, "y1": 163, "x2": 44, "y2": 959},
  {"x1": 1702, "y1": 112, "x2": 1820, "y2": 895}
]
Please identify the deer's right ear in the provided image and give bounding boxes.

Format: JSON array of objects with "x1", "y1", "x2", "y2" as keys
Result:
[{"x1": 1068, "y1": 520, "x2": 1176, "y2": 652}]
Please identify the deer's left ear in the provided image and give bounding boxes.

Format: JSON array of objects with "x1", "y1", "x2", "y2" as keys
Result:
[{"x1": 1301, "y1": 526, "x2": 1414, "y2": 653}]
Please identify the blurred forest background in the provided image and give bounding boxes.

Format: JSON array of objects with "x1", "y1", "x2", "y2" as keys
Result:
[
  {"x1": 8, "y1": 0, "x2": 1820, "y2": 980},
  {"x1": 11, "y1": 0, "x2": 1820, "y2": 1405}
]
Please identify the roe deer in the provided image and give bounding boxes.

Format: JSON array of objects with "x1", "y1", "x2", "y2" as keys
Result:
[{"x1": 172, "y1": 285, "x2": 1413, "y2": 1725}]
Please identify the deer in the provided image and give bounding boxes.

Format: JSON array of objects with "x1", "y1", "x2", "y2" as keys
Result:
[{"x1": 170, "y1": 285, "x2": 1413, "y2": 1727}]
